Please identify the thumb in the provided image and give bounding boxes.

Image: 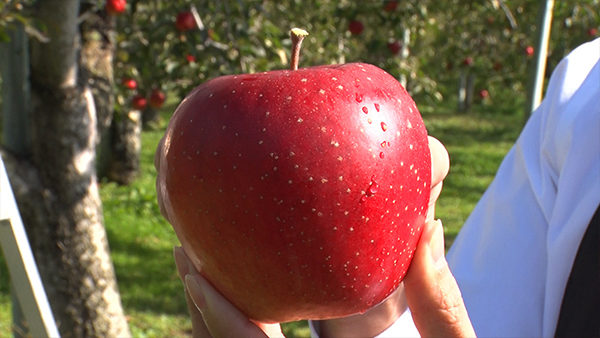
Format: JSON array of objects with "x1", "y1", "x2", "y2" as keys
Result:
[{"x1": 404, "y1": 220, "x2": 475, "y2": 337}]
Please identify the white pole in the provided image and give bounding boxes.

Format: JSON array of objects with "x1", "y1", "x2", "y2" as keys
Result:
[
  {"x1": 0, "y1": 156, "x2": 60, "y2": 338},
  {"x1": 527, "y1": 0, "x2": 555, "y2": 115}
]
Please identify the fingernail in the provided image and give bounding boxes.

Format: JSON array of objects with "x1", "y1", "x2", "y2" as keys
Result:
[
  {"x1": 185, "y1": 274, "x2": 207, "y2": 312},
  {"x1": 430, "y1": 220, "x2": 447, "y2": 270}
]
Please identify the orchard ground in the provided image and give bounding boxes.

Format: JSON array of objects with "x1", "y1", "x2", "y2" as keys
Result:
[{"x1": 0, "y1": 98, "x2": 521, "y2": 337}]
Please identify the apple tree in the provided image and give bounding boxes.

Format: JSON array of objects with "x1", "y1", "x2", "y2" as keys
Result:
[{"x1": 1, "y1": 0, "x2": 130, "y2": 336}]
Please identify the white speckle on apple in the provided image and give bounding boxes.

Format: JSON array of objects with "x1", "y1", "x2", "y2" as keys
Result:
[
  {"x1": 231, "y1": 89, "x2": 236, "y2": 94},
  {"x1": 273, "y1": 166, "x2": 278, "y2": 171},
  {"x1": 213, "y1": 151, "x2": 218, "y2": 156},
  {"x1": 258, "y1": 140, "x2": 264, "y2": 145},
  {"x1": 337, "y1": 85, "x2": 344, "y2": 90},
  {"x1": 331, "y1": 140, "x2": 340, "y2": 147},
  {"x1": 288, "y1": 180, "x2": 293, "y2": 184},
  {"x1": 407, "y1": 119, "x2": 413, "y2": 128},
  {"x1": 331, "y1": 77, "x2": 337, "y2": 81},
  {"x1": 265, "y1": 111, "x2": 270, "y2": 117},
  {"x1": 319, "y1": 89, "x2": 326, "y2": 94},
  {"x1": 301, "y1": 78, "x2": 308, "y2": 82},
  {"x1": 223, "y1": 104, "x2": 228, "y2": 109},
  {"x1": 297, "y1": 117, "x2": 304, "y2": 123},
  {"x1": 321, "y1": 178, "x2": 328, "y2": 183},
  {"x1": 409, "y1": 144, "x2": 414, "y2": 150},
  {"x1": 308, "y1": 176, "x2": 314, "y2": 181},
  {"x1": 338, "y1": 176, "x2": 343, "y2": 181},
  {"x1": 337, "y1": 156, "x2": 344, "y2": 161}
]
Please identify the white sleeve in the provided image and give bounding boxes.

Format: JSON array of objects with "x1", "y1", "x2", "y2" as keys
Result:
[{"x1": 447, "y1": 38, "x2": 600, "y2": 337}]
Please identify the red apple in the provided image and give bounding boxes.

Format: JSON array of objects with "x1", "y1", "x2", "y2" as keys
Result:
[
  {"x1": 479, "y1": 89, "x2": 489, "y2": 99},
  {"x1": 105, "y1": 0, "x2": 126, "y2": 15},
  {"x1": 588, "y1": 27, "x2": 598, "y2": 37},
  {"x1": 384, "y1": 0, "x2": 398, "y2": 12},
  {"x1": 150, "y1": 89, "x2": 166, "y2": 108},
  {"x1": 132, "y1": 95, "x2": 147, "y2": 110},
  {"x1": 186, "y1": 54, "x2": 196, "y2": 63},
  {"x1": 525, "y1": 45, "x2": 534, "y2": 56},
  {"x1": 348, "y1": 20, "x2": 364, "y2": 36},
  {"x1": 122, "y1": 78, "x2": 137, "y2": 90},
  {"x1": 462, "y1": 56, "x2": 473, "y2": 66},
  {"x1": 156, "y1": 56, "x2": 431, "y2": 322},
  {"x1": 387, "y1": 41, "x2": 401, "y2": 55},
  {"x1": 175, "y1": 11, "x2": 196, "y2": 32}
]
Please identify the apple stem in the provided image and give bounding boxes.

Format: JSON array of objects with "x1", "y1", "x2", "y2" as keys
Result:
[{"x1": 290, "y1": 28, "x2": 309, "y2": 71}]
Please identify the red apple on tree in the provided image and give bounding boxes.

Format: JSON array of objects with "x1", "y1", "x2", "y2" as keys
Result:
[
  {"x1": 479, "y1": 89, "x2": 489, "y2": 99},
  {"x1": 588, "y1": 27, "x2": 598, "y2": 37},
  {"x1": 132, "y1": 94, "x2": 147, "y2": 110},
  {"x1": 525, "y1": 45, "x2": 534, "y2": 56},
  {"x1": 462, "y1": 56, "x2": 473, "y2": 66},
  {"x1": 105, "y1": 0, "x2": 126, "y2": 15},
  {"x1": 348, "y1": 20, "x2": 364, "y2": 36},
  {"x1": 387, "y1": 41, "x2": 401, "y2": 55},
  {"x1": 122, "y1": 78, "x2": 137, "y2": 90},
  {"x1": 150, "y1": 89, "x2": 166, "y2": 109},
  {"x1": 156, "y1": 28, "x2": 431, "y2": 323},
  {"x1": 175, "y1": 11, "x2": 196, "y2": 32},
  {"x1": 384, "y1": 1, "x2": 398, "y2": 12}
]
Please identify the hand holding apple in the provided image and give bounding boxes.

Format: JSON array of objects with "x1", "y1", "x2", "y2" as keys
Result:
[{"x1": 156, "y1": 28, "x2": 431, "y2": 323}]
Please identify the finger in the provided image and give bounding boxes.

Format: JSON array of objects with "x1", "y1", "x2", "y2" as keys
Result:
[
  {"x1": 154, "y1": 136, "x2": 165, "y2": 171},
  {"x1": 185, "y1": 273, "x2": 283, "y2": 338},
  {"x1": 404, "y1": 220, "x2": 475, "y2": 337},
  {"x1": 427, "y1": 136, "x2": 450, "y2": 221},
  {"x1": 428, "y1": 136, "x2": 450, "y2": 188},
  {"x1": 174, "y1": 247, "x2": 212, "y2": 337}
]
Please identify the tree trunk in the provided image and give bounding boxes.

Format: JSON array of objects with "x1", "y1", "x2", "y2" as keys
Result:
[
  {"x1": 107, "y1": 109, "x2": 142, "y2": 185},
  {"x1": 80, "y1": 4, "x2": 116, "y2": 179},
  {"x1": 2, "y1": 0, "x2": 131, "y2": 336}
]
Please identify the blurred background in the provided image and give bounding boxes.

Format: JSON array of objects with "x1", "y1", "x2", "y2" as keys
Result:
[{"x1": 0, "y1": 0, "x2": 598, "y2": 336}]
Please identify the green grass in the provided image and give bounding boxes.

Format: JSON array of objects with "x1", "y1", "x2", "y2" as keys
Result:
[{"x1": 0, "y1": 108, "x2": 522, "y2": 337}]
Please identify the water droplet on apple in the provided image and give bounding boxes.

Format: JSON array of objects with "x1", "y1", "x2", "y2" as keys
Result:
[
  {"x1": 379, "y1": 152, "x2": 385, "y2": 159},
  {"x1": 362, "y1": 106, "x2": 369, "y2": 114},
  {"x1": 381, "y1": 122, "x2": 388, "y2": 131},
  {"x1": 360, "y1": 195, "x2": 368, "y2": 203},
  {"x1": 367, "y1": 183, "x2": 379, "y2": 196},
  {"x1": 374, "y1": 103, "x2": 380, "y2": 112},
  {"x1": 355, "y1": 93, "x2": 363, "y2": 102}
]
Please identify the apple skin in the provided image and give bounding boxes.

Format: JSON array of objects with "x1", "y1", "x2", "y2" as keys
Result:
[{"x1": 156, "y1": 63, "x2": 431, "y2": 323}]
